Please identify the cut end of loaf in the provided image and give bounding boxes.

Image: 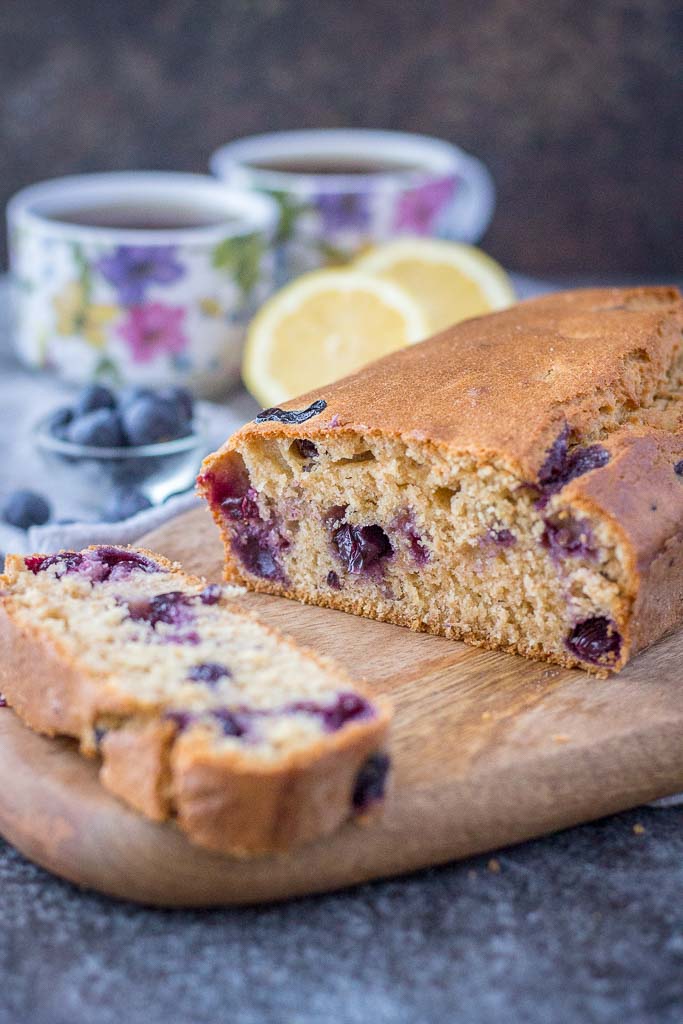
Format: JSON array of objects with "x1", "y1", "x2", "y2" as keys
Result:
[
  {"x1": 0, "y1": 545, "x2": 391, "y2": 855},
  {"x1": 199, "y1": 431, "x2": 631, "y2": 676},
  {"x1": 199, "y1": 287, "x2": 683, "y2": 677}
]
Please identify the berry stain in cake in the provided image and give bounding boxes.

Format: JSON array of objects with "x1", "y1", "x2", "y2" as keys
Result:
[
  {"x1": 566, "y1": 616, "x2": 622, "y2": 666},
  {"x1": 188, "y1": 662, "x2": 232, "y2": 685},
  {"x1": 536, "y1": 425, "x2": 610, "y2": 504},
  {"x1": 293, "y1": 438, "x2": 318, "y2": 461},
  {"x1": 199, "y1": 466, "x2": 290, "y2": 583},
  {"x1": 542, "y1": 515, "x2": 597, "y2": 562},
  {"x1": 393, "y1": 510, "x2": 430, "y2": 564},
  {"x1": 333, "y1": 523, "x2": 393, "y2": 575},
  {"x1": 25, "y1": 546, "x2": 161, "y2": 581},
  {"x1": 483, "y1": 526, "x2": 516, "y2": 548},
  {"x1": 352, "y1": 752, "x2": 391, "y2": 810}
]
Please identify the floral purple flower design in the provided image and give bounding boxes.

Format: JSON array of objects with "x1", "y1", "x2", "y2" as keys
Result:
[
  {"x1": 316, "y1": 191, "x2": 372, "y2": 232},
  {"x1": 393, "y1": 176, "x2": 457, "y2": 234},
  {"x1": 117, "y1": 302, "x2": 188, "y2": 364},
  {"x1": 97, "y1": 246, "x2": 184, "y2": 304}
]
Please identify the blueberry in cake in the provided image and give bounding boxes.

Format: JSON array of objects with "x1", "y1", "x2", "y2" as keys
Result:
[
  {"x1": 199, "y1": 287, "x2": 683, "y2": 676},
  {"x1": 0, "y1": 546, "x2": 390, "y2": 855}
]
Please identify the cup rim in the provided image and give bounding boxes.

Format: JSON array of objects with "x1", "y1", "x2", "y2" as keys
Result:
[
  {"x1": 7, "y1": 171, "x2": 279, "y2": 245},
  {"x1": 209, "y1": 128, "x2": 466, "y2": 193}
]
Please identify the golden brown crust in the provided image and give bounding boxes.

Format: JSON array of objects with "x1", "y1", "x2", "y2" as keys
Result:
[
  {"x1": 172, "y1": 712, "x2": 390, "y2": 856},
  {"x1": 100, "y1": 719, "x2": 177, "y2": 822},
  {"x1": 222, "y1": 286, "x2": 683, "y2": 478},
  {"x1": 201, "y1": 287, "x2": 683, "y2": 674},
  {"x1": 0, "y1": 547, "x2": 391, "y2": 855}
]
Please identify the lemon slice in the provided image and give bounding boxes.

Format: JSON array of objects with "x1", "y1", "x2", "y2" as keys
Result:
[
  {"x1": 242, "y1": 269, "x2": 428, "y2": 407},
  {"x1": 354, "y1": 238, "x2": 515, "y2": 334}
]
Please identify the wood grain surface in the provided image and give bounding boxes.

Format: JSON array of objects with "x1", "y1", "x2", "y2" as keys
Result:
[{"x1": 0, "y1": 505, "x2": 682, "y2": 906}]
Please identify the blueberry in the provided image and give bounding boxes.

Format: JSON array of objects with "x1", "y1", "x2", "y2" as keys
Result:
[
  {"x1": 104, "y1": 487, "x2": 153, "y2": 521},
  {"x1": 352, "y1": 752, "x2": 391, "y2": 810},
  {"x1": 68, "y1": 409, "x2": 127, "y2": 447},
  {"x1": 2, "y1": 490, "x2": 51, "y2": 529},
  {"x1": 117, "y1": 386, "x2": 156, "y2": 411},
  {"x1": 74, "y1": 384, "x2": 116, "y2": 417},
  {"x1": 47, "y1": 406, "x2": 73, "y2": 439},
  {"x1": 156, "y1": 386, "x2": 194, "y2": 422},
  {"x1": 121, "y1": 396, "x2": 191, "y2": 446},
  {"x1": 566, "y1": 617, "x2": 622, "y2": 666},
  {"x1": 333, "y1": 523, "x2": 393, "y2": 574}
]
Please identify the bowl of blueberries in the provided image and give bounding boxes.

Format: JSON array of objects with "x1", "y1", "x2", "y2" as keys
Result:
[{"x1": 32, "y1": 383, "x2": 209, "y2": 520}]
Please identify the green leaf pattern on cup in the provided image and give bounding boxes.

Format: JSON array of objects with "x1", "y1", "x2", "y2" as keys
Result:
[{"x1": 212, "y1": 233, "x2": 266, "y2": 295}]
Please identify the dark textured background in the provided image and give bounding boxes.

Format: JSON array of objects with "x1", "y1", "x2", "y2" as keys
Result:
[
  {"x1": 0, "y1": 0, "x2": 681, "y2": 274},
  {"x1": 1, "y1": 805, "x2": 682, "y2": 1024}
]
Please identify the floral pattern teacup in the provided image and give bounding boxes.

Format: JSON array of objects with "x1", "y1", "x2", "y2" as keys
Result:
[
  {"x1": 210, "y1": 129, "x2": 495, "y2": 282},
  {"x1": 7, "y1": 172, "x2": 278, "y2": 396}
]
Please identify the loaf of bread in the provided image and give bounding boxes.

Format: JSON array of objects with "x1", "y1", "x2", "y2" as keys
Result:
[
  {"x1": 199, "y1": 287, "x2": 683, "y2": 676},
  {"x1": 0, "y1": 545, "x2": 390, "y2": 855}
]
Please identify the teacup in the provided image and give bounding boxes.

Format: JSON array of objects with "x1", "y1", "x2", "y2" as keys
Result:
[
  {"x1": 7, "y1": 172, "x2": 278, "y2": 397},
  {"x1": 210, "y1": 128, "x2": 495, "y2": 281}
]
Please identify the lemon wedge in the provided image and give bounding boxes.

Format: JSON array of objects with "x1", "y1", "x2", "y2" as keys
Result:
[
  {"x1": 242, "y1": 269, "x2": 428, "y2": 407},
  {"x1": 354, "y1": 238, "x2": 515, "y2": 333}
]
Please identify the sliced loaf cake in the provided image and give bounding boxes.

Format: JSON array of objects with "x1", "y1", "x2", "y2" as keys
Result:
[
  {"x1": 198, "y1": 287, "x2": 683, "y2": 676},
  {"x1": 0, "y1": 545, "x2": 391, "y2": 855}
]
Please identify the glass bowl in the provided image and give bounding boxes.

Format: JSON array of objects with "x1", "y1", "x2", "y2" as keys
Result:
[{"x1": 33, "y1": 410, "x2": 211, "y2": 518}]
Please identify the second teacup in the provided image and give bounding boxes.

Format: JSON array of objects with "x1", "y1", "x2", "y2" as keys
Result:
[{"x1": 210, "y1": 128, "x2": 495, "y2": 281}]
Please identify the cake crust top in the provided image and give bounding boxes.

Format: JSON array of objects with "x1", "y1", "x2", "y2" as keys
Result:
[{"x1": 233, "y1": 287, "x2": 683, "y2": 480}]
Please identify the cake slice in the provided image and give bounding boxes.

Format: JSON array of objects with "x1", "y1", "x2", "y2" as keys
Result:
[
  {"x1": 0, "y1": 546, "x2": 390, "y2": 855},
  {"x1": 198, "y1": 287, "x2": 683, "y2": 676}
]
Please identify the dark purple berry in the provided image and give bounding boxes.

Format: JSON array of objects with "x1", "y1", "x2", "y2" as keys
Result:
[
  {"x1": 0, "y1": 693, "x2": 7, "y2": 708},
  {"x1": 485, "y1": 527, "x2": 516, "y2": 547},
  {"x1": 117, "y1": 386, "x2": 156, "y2": 411},
  {"x1": 333, "y1": 523, "x2": 393, "y2": 574},
  {"x1": 394, "y1": 510, "x2": 430, "y2": 564},
  {"x1": 68, "y1": 408, "x2": 126, "y2": 448},
  {"x1": 2, "y1": 490, "x2": 51, "y2": 529},
  {"x1": 74, "y1": 384, "x2": 116, "y2": 417},
  {"x1": 188, "y1": 662, "x2": 231, "y2": 685},
  {"x1": 104, "y1": 487, "x2": 152, "y2": 522},
  {"x1": 212, "y1": 708, "x2": 249, "y2": 737},
  {"x1": 165, "y1": 709, "x2": 194, "y2": 732},
  {"x1": 294, "y1": 438, "x2": 318, "y2": 460},
  {"x1": 25, "y1": 551, "x2": 83, "y2": 575},
  {"x1": 327, "y1": 570, "x2": 341, "y2": 589},
  {"x1": 221, "y1": 487, "x2": 260, "y2": 521},
  {"x1": 126, "y1": 591, "x2": 195, "y2": 628},
  {"x1": 542, "y1": 516, "x2": 596, "y2": 561},
  {"x1": 47, "y1": 406, "x2": 73, "y2": 439},
  {"x1": 321, "y1": 692, "x2": 374, "y2": 731},
  {"x1": 566, "y1": 617, "x2": 622, "y2": 666},
  {"x1": 121, "y1": 396, "x2": 191, "y2": 446},
  {"x1": 288, "y1": 692, "x2": 374, "y2": 732},
  {"x1": 537, "y1": 425, "x2": 609, "y2": 500},
  {"x1": 156, "y1": 385, "x2": 194, "y2": 422},
  {"x1": 255, "y1": 399, "x2": 326, "y2": 425},
  {"x1": 674, "y1": 460, "x2": 683, "y2": 477},
  {"x1": 27, "y1": 546, "x2": 161, "y2": 580},
  {"x1": 199, "y1": 583, "x2": 223, "y2": 605},
  {"x1": 235, "y1": 535, "x2": 281, "y2": 579},
  {"x1": 352, "y1": 752, "x2": 390, "y2": 810}
]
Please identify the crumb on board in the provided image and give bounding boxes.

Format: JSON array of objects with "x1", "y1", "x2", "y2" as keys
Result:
[
  {"x1": 487, "y1": 858, "x2": 501, "y2": 873},
  {"x1": 552, "y1": 733, "x2": 570, "y2": 743},
  {"x1": 633, "y1": 822, "x2": 646, "y2": 835}
]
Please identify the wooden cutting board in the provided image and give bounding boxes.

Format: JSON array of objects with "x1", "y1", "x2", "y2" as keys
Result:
[{"x1": 1, "y1": 505, "x2": 682, "y2": 907}]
